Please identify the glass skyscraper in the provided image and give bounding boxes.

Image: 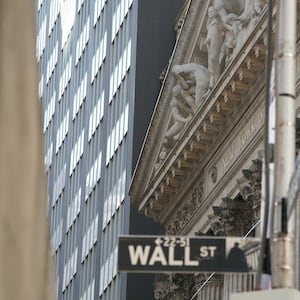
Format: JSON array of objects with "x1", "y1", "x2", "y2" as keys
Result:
[{"x1": 36, "y1": 0, "x2": 183, "y2": 299}]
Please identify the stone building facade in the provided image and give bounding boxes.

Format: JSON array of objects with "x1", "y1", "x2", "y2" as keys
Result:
[{"x1": 129, "y1": 0, "x2": 300, "y2": 299}]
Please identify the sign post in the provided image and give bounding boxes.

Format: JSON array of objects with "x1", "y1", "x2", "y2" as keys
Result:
[{"x1": 118, "y1": 235, "x2": 260, "y2": 273}]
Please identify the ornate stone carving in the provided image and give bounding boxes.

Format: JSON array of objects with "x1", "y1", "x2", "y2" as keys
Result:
[
  {"x1": 154, "y1": 274, "x2": 195, "y2": 300},
  {"x1": 211, "y1": 166, "x2": 218, "y2": 183},
  {"x1": 204, "y1": 0, "x2": 266, "y2": 87},
  {"x1": 165, "y1": 85, "x2": 194, "y2": 143},
  {"x1": 239, "y1": 0, "x2": 267, "y2": 27},
  {"x1": 209, "y1": 159, "x2": 262, "y2": 236},
  {"x1": 175, "y1": 18, "x2": 185, "y2": 38},
  {"x1": 205, "y1": 4, "x2": 231, "y2": 87},
  {"x1": 242, "y1": 159, "x2": 262, "y2": 222},
  {"x1": 172, "y1": 63, "x2": 210, "y2": 108},
  {"x1": 156, "y1": 64, "x2": 210, "y2": 167},
  {"x1": 159, "y1": 65, "x2": 168, "y2": 83},
  {"x1": 212, "y1": 195, "x2": 254, "y2": 236},
  {"x1": 208, "y1": 213, "x2": 226, "y2": 236},
  {"x1": 220, "y1": 13, "x2": 241, "y2": 66},
  {"x1": 166, "y1": 181, "x2": 204, "y2": 235}
]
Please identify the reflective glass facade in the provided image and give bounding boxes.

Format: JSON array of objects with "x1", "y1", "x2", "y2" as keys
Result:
[{"x1": 36, "y1": 0, "x2": 183, "y2": 299}]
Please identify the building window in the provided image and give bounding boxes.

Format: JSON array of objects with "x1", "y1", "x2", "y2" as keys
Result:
[{"x1": 75, "y1": 17, "x2": 90, "y2": 65}]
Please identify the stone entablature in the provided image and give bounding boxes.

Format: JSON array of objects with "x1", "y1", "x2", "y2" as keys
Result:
[
  {"x1": 205, "y1": 103, "x2": 264, "y2": 196},
  {"x1": 166, "y1": 180, "x2": 204, "y2": 235}
]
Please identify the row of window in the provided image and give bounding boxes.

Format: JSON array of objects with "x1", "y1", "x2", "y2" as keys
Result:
[
  {"x1": 66, "y1": 187, "x2": 81, "y2": 233},
  {"x1": 79, "y1": 188, "x2": 99, "y2": 296},
  {"x1": 75, "y1": 16, "x2": 90, "y2": 65},
  {"x1": 48, "y1": 0, "x2": 60, "y2": 35},
  {"x1": 77, "y1": 0, "x2": 85, "y2": 13},
  {"x1": 43, "y1": 90, "x2": 56, "y2": 132},
  {"x1": 88, "y1": 91, "x2": 104, "y2": 141},
  {"x1": 54, "y1": 125, "x2": 68, "y2": 181},
  {"x1": 55, "y1": 256, "x2": 61, "y2": 298},
  {"x1": 109, "y1": 38, "x2": 131, "y2": 102},
  {"x1": 65, "y1": 6, "x2": 90, "y2": 259},
  {"x1": 102, "y1": 169, "x2": 126, "y2": 229},
  {"x1": 36, "y1": 0, "x2": 48, "y2": 57},
  {"x1": 60, "y1": 0, "x2": 76, "y2": 48},
  {"x1": 62, "y1": 278, "x2": 75, "y2": 300},
  {"x1": 80, "y1": 245, "x2": 97, "y2": 298},
  {"x1": 73, "y1": 72, "x2": 87, "y2": 120},
  {"x1": 68, "y1": 158, "x2": 83, "y2": 229},
  {"x1": 111, "y1": 0, "x2": 133, "y2": 42},
  {"x1": 85, "y1": 151, "x2": 102, "y2": 199},
  {"x1": 52, "y1": 163, "x2": 66, "y2": 206},
  {"x1": 94, "y1": 0, "x2": 107, "y2": 26},
  {"x1": 80, "y1": 278, "x2": 95, "y2": 300},
  {"x1": 101, "y1": 16, "x2": 133, "y2": 296},
  {"x1": 51, "y1": 218, "x2": 63, "y2": 254},
  {"x1": 69, "y1": 130, "x2": 85, "y2": 175},
  {"x1": 39, "y1": 74, "x2": 44, "y2": 99},
  {"x1": 99, "y1": 245, "x2": 118, "y2": 296},
  {"x1": 56, "y1": 110, "x2": 69, "y2": 153},
  {"x1": 81, "y1": 214, "x2": 98, "y2": 262},
  {"x1": 106, "y1": 103, "x2": 129, "y2": 164},
  {"x1": 43, "y1": 85, "x2": 56, "y2": 163},
  {"x1": 37, "y1": 0, "x2": 44, "y2": 12},
  {"x1": 50, "y1": 190, "x2": 64, "y2": 235},
  {"x1": 44, "y1": 142, "x2": 53, "y2": 170},
  {"x1": 91, "y1": 31, "x2": 107, "y2": 83},
  {"x1": 36, "y1": 15, "x2": 47, "y2": 60},
  {"x1": 59, "y1": 56, "x2": 72, "y2": 99},
  {"x1": 63, "y1": 216, "x2": 80, "y2": 286},
  {"x1": 46, "y1": 41, "x2": 58, "y2": 83},
  {"x1": 62, "y1": 247, "x2": 78, "y2": 291}
]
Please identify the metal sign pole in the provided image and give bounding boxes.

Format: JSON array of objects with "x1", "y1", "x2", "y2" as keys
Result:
[{"x1": 271, "y1": 0, "x2": 296, "y2": 289}]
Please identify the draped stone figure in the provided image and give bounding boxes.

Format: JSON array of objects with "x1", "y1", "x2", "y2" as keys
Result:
[
  {"x1": 165, "y1": 85, "x2": 193, "y2": 142},
  {"x1": 204, "y1": 5, "x2": 232, "y2": 87},
  {"x1": 239, "y1": 0, "x2": 266, "y2": 26},
  {"x1": 205, "y1": 0, "x2": 266, "y2": 87},
  {"x1": 220, "y1": 13, "x2": 241, "y2": 66}
]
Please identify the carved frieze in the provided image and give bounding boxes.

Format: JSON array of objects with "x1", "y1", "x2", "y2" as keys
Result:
[{"x1": 166, "y1": 181, "x2": 204, "y2": 235}]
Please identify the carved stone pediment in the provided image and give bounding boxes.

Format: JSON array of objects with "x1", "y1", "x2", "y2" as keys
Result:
[{"x1": 129, "y1": 0, "x2": 268, "y2": 223}]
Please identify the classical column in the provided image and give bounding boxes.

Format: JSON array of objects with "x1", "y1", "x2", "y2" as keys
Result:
[{"x1": 210, "y1": 160, "x2": 262, "y2": 237}]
